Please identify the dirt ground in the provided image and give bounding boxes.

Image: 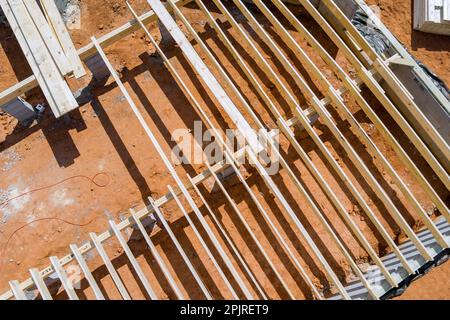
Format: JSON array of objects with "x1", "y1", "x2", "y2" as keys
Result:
[{"x1": 0, "y1": 0, "x2": 448, "y2": 300}]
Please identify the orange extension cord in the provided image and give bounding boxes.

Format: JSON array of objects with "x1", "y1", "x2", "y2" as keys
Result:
[{"x1": 0, "y1": 172, "x2": 111, "y2": 273}]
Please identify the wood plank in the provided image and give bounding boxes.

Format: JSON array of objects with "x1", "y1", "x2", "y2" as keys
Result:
[
  {"x1": 89, "y1": 232, "x2": 131, "y2": 300},
  {"x1": 9, "y1": 280, "x2": 27, "y2": 300},
  {"x1": 40, "y1": 0, "x2": 86, "y2": 78},
  {"x1": 146, "y1": 0, "x2": 261, "y2": 153},
  {"x1": 49, "y1": 256, "x2": 79, "y2": 300},
  {"x1": 70, "y1": 244, "x2": 105, "y2": 300},
  {"x1": 29, "y1": 268, "x2": 53, "y2": 300},
  {"x1": 22, "y1": 0, "x2": 71, "y2": 76},
  {"x1": 109, "y1": 220, "x2": 158, "y2": 299},
  {"x1": 130, "y1": 210, "x2": 185, "y2": 300},
  {"x1": 0, "y1": 0, "x2": 77, "y2": 117}
]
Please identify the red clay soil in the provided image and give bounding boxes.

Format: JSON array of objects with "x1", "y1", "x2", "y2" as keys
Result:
[{"x1": 0, "y1": 0, "x2": 448, "y2": 299}]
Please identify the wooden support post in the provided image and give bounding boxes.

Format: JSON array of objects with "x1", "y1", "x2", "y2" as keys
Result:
[
  {"x1": 109, "y1": 220, "x2": 158, "y2": 299},
  {"x1": 130, "y1": 209, "x2": 185, "y2": 300},
  {"x1": 29, "y1": 268, "x2": 52, "y2": 300},
  {"x1": 70, "y1": 244, "x2": 105, "y2": 300},
  {"x1": 49, "y1": 256, "x2": 79, "y2": 300},
  {"x1": 89, "y1": 232, "x2": 131, "y2": 300}
]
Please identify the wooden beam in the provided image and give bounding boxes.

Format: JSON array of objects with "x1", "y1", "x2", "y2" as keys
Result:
[
  {"x1": 0, "y1": 0, "x2": 192, "y2": 107},
  {"x1": 89, "y1": 232, "x2": 131, "y2": 300},
  {"x1": 40, "y1": 0, "x2": 86, "y2": 78},
  {"x1": 109, "y1": 220, "x2": 158, "y2": 299},
  {"x1": 70, "y1": 244, "x2": 105, "y2": 300},
  {"x1": 49, "y1": 256, "x2": 79, "y2": 300},
  {"x1": 9, "y1": 280, "x2": 27, "y2": 300},
  {"x1": 167, "y1": 186, "x2": 240, "y2": 299},
  {"x1": 130, "y1": 209, "x2": 185, "y2": 300},
  {"x1": 22, "y1": 0, "x2": 71, "y2": 76},
  {"x1": 29, "y1": 268, "x2": 52, "y2": 300}
]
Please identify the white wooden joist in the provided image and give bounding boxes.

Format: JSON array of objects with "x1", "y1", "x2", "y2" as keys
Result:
[{"x1": 146, "y1": 0, "x2": 261, "y2": 153}]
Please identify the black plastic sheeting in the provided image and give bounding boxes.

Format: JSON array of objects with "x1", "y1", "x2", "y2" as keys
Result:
[{"x1": 351, "y1": 8, "x2": 450, "y2": 102}]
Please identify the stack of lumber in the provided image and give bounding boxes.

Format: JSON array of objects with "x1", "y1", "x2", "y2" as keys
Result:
[
  {"x1": 414, "y1": 0, "x2": 450, "y2": 35},
  {"x1": 0, "y1": 0, "x2": 86, "y2": 117}
]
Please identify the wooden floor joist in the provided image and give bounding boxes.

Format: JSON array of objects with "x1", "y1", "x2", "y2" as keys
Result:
[
  {"x1": 89, "y1": 232, "x2": 131, "y2": 300},
  {"x1": 109, "y1": 220, "x2": 158, "y2": 300},
  {"x1": 29, "y1": 268, "x2": 53, "y2": 300},
  {"x1": 204, "y1": 161, "x2": 295, "y2": 299},
  {"x1": 150, "y1": 198, "x2": 213, "y2": 300},
  {"x1": 204, "y1": 0, "x2": 418, "y2": 274},
  {"x1": 130, "y1": 209, "x2": 186, "y2": 300},
  {"x1": 167, "y1": 186, "x2": 241, "y2": 299},
  {"x1": 295, "y1": 0, "x2": 450, "y2": 190},
  {"x1": 49, "y1": 256, "x2": 79, "y2": 300},
  {"x1": 230, "y1": 0, "x2": 433, "y2": 262},
  {"x1": 251, "y1": 0, "x2": 448, "y2": 249},
  {"x1": 0, "y1": 0, "x2": 78, "y2": 117},
  {"x1": 40, "y1": 0, "x2": 86, "y2": 78},
  {"x1": 270, "y1": 0, "x2": 450, "y2": 225},
  {"x1": 187, "y1": 174, "x2": 269, "y2": 300}
]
